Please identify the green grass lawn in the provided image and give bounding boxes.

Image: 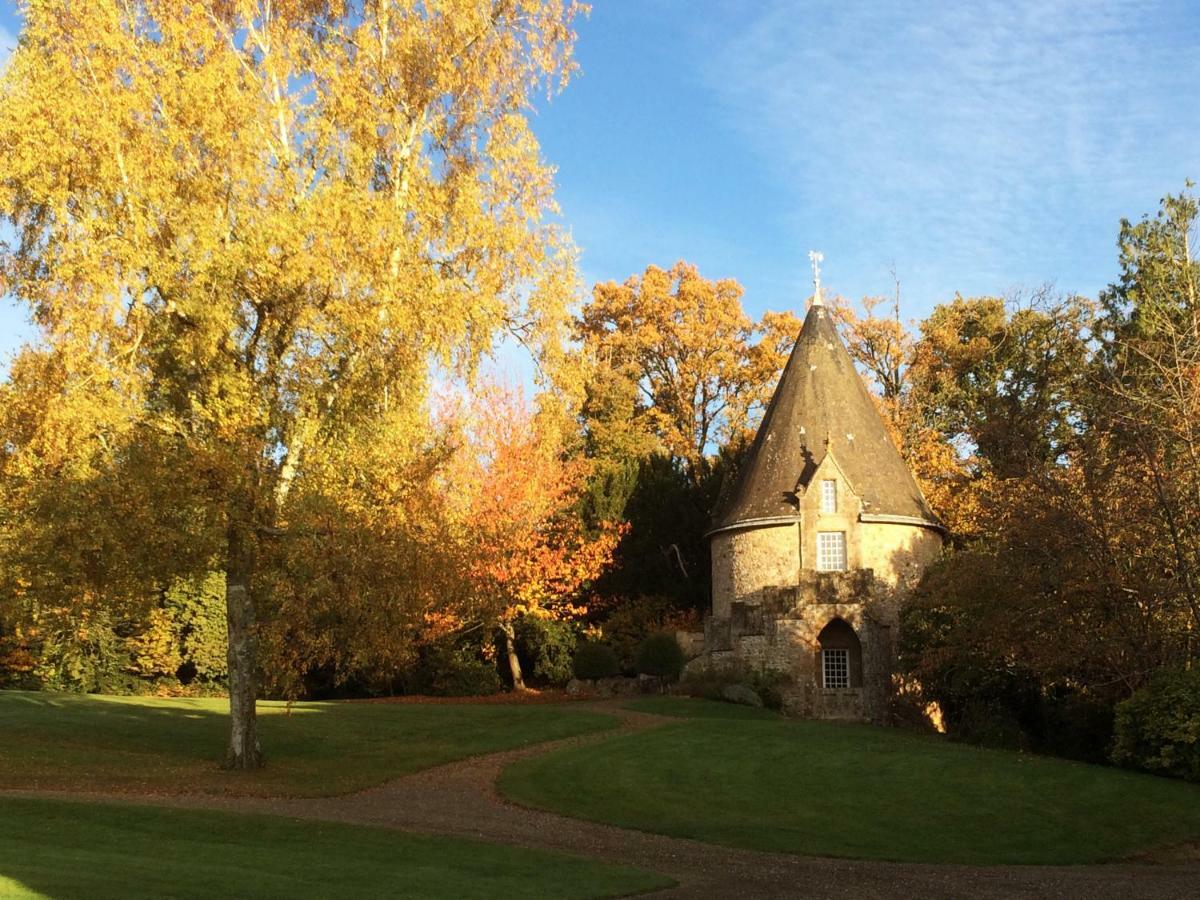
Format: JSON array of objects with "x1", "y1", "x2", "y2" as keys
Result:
[
  {"x1": 499, "y1": 696, "x2": 1200, "y2": 865},
  {"x1": 0, "y1": 797, "x2": 672, "y2": 900},
  {"x1": 0, "y1": 690, "x2": 615, "y2": 797},
  {"x1": 625, "y1": 695, "x2": 782, "y2": 720}
]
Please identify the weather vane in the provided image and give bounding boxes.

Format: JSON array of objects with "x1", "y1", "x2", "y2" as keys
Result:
[{"x1": 808, "y1": 250, "x2": 824, "y2": 307}]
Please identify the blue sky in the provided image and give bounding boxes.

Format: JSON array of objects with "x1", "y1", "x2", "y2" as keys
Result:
[{"x1": 2, "y1": 0, "x2": 1199, "y2": 372}]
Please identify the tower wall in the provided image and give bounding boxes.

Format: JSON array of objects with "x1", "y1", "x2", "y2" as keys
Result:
[
  {"x1": 710, "y1": 520, "x2": 941, "y2": 616},
  {"x1": 859, "y1": 522, "x2": 943, "y2": 592},
  {"x1": 703, "y1": 518, "x2": 942, "y2": 722},
  {"x1": 710, "y1": 523, "x2": 800, "y2": 620}
]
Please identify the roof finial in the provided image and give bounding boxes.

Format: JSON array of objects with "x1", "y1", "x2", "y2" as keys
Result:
[{"x1": 808, "y1": 250, "x2": 824, "y2": 307}]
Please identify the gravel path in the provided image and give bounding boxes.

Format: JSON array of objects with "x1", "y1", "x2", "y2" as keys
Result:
[{"x1": 6, "y1": 702, "x2": 1199, "y2": 898}]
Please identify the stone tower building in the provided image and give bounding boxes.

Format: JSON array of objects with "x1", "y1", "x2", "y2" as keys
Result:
[{"x1": 698, "y1": 295, "x2": 943, "y2": 722}]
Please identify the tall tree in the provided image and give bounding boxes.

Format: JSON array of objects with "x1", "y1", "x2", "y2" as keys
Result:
[
  {"x1": 899, "y1": 190, "x2": 1200, "y2": 752},
  {"x1": 573, "y1": 262, "x2": 798, "y2": 609},
  {"x1": 830, "y1": 294, "x2": 971, "y2": 534},
  {"x1": 910, "y1": 292, "x2": 1093, "y2": 480},
  {"x1": 0, "y1": 0, "x2": 582, "y2": 767},
  {"x1": 834, "y1": 293, "x2": 911, "y2": 415},
  {"x1": 1098, "y1": 188, "x2": 1200, "y2": 638},
  {"x1": 576, "y1": 261, "x2": 798, "y2": 482}
]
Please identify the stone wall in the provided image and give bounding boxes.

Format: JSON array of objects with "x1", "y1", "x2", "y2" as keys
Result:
[
  {"x1": 710, "y1": 523, "x2": 800, "y2": 619},
  {"x1": 859, "y1": 522, "x2": 943, "y2": 591},
  {"x1": 711, "y1": 518, "x2": 941, "y2": 616}
]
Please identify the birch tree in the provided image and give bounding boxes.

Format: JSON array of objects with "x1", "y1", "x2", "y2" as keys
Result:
[{"x1": 0, "y1": 0, "x2": 583, "y2": 768}]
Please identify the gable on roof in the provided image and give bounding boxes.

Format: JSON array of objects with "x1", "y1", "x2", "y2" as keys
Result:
[
  {"x1": 711, "y1": 303, "x2": 939, "y2": 533},
  {"x1": 797, "y1": 446, "x2": 861, "y2": 502}
]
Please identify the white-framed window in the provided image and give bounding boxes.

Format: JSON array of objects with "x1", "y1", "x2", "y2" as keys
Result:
[
  {"x1": 816, "y1": 531, "x2": 846, "y2": 571},
  {"x1": 822, "y1": 648, "x2": 849, "y2": 689},
  {"x1": 820, "y1": 479, "x2": 837, "y2": 513}
]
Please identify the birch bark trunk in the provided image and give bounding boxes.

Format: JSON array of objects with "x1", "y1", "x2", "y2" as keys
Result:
[{"x1": 224, "y1": 517, "x2": 262, "y2": 770}]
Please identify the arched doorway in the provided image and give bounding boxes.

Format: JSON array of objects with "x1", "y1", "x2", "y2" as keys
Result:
[{"x1": 816, "y1": 618, "x2": 862, "y2": 689}]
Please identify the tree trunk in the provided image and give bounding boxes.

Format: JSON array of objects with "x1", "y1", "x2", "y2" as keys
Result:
[
  {"x1": 501, "y1": 620, "x2": 525, "y2": 691},
  {"x1": 224, "y1": 519, "x2": 262, "y2": 770}
]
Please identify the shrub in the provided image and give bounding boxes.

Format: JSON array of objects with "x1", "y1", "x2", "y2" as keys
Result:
[
  {"x1": 635, "y1": 632, "x2": 685, "y2": 680},
  {"x1": 32, "y1": 609, "x2": 142, "y2": 694},
  {"x1": 1112, "y1": 667, "x2": 1200, "y2": 782},
  {"x1": 598, "y1": 595, "x2": 680, "y2": 674},
  {"x1": 953, "y1": 702, "x2": 1030, "y2": 751},
  {"x1": 1037, "y1": 691, "x2": 1115, "y2": 765},
  {"x1": 898, "y1": 604, "x2": 1043, "y2": 749},
  {"x1": 679, "y1": 661, "x2": 790, "y2": 710},
  {"x1": 514, "y1": 615, "x2": 577, "y2": 687},
  {"x1": 164, "y1": 572, "x2": 228, "y2": 684},
  {"x1": 121, "y1": 573, "x2": 228, "y2": 692},
  {"x1": 748, "y1": 667, "x2": 792, "y2": 711},
  {"x1": 125, "y1": 607, "x2": 183, "y2": 679},
  {"x1": 573, "y1": 641, "x2": 620, "y2": 680},
  {"x1": 411, "y1": 642, "x2": 503, "y2": 697},
  {"x1": 0, "y1": 629, "x2": 37, "y2": 690},
  {"x1": 678, "y1": 665, "x2": 732, "y2": 701}
]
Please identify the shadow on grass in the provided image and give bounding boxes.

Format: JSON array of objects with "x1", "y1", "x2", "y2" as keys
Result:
[{"x1": 0, "y1": 690, "x2": 618, "y2": 798}]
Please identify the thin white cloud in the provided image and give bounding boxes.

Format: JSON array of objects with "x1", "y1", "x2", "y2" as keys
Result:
[{"x1": 700, "y1": 0, "x2": 1200, "y2": 301}]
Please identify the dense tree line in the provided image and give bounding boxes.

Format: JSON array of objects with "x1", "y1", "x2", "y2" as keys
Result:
[
  {"x1": 0, "y1": 2, "x2": 1194, "y2": 777},
  {"x1": 884, "y1": 193, "x2": 1200, "y2": 764}
]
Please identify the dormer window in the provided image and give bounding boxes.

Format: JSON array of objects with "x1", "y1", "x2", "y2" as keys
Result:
[
  {"x1": 820, "y1": 479, "x2": 837, "y2": 513},
  {"x1": 816, "y1": 532, "x2": 846, "y2": 571}
]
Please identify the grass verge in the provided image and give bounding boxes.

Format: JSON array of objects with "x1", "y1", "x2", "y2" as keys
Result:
[
  {"x1": 499, "y1": 697, "x2": 1200, "y2": 864},
  {"x1": 0, "y1": 797, "x2": 672, "y2": 899}
]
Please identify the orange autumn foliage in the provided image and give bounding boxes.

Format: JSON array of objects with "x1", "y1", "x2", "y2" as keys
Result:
[
  {"x1": 831, "y1": 294, "x2": 986, "y2": 534},
  {"x1": 446, "y1": 383, "x2": 623, "y2": 625},
  {"x1": 435, "y1": 382, "x2": 622, "y2": 688},
  {"x1": 577, "y1": 261, "x2": 803, "y2": 478}
]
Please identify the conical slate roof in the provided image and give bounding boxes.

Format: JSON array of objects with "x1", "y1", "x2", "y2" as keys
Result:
[{"x1": 712, "y1": 303, "x2": 939, "y2": 532}]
